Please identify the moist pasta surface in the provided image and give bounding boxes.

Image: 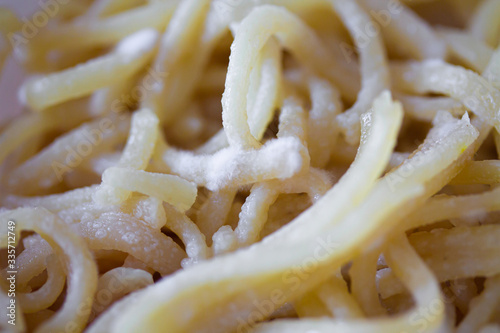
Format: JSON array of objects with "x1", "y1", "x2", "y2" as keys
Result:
[{"x1": 1, "y1": 0, "x2": 500, "y2": 332}]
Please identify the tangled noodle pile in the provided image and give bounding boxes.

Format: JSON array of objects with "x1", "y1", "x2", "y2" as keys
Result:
[{"x1": 1, "y1": 0, "x2": 500, "y2": 332}]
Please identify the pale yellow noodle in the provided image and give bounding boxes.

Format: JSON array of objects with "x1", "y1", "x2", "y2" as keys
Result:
[
  {"x1": 1, "y1": 1, "x2": 500, "y2": 332},
  {"x1": 253, "y1": 235, "x2": 445, "y2": 333},
  {"x1": 391, "y1": 59, "x2": 500, "y2": 131},
  {"x1": 0, "y1": 8, "x2": 20, "y2": 71},
  {"x1": 378, "y1": 226, "x2": 500, "y2": 299},
  {"x1": 8, "y1": 116, "x2": 130, "y2": 194},
  {"x1": 469, "y1": 0, "x2": 500, "y2": 47},
  {"x1": 0, "y1": 288, "x2": 25, "y2": 332},
  {"x1": 104, "y1": 92, "x2": 403, "y2": 332},
  {"x1": 76, "y1": 211, "x2": 185, "y2": 276},
  {"x1": 0, "y1": 101, "x2": 90, "y2": 167},
  {"x1": 28, "y1": 1, "x2": 179, "y2": 52},
  {"x1": 306, "y1": 77, "x2": 343, "y2": 168},
  {"x1": 142, "y1": 0, "x2": 227, "y2": 124},
  {"x1": 163, "y1": 204, "x2": 210, "y2": 267},
  {"x1": 246, "y1": 37, "x2": 283, "y2": 140},
  {"x1": 313, "y1": 275, "x2": 364, "y2": 318},
  {"x1": 94, "y1": 108, "x2": 159, "y2": 205},
  {"x1": 221, "y1": 5, "x2": 360, "y2": 148},
  {"x1": 23, "y1": 30, "x2": 159, "y2": 111},
  {"x1": 120, "y1": 195, "x2": 166, "y2": 229},
  {"x1": 294, "y1": 290, "x2": 332, "y2": 318},
  {"x1": 3, "y1": 185, "x2": 97, "y2": 212},
  {"x1": 360, "y1": 0, "x2": 446, "y2": 60},
  {"x1": 219, "y1": 168, "x2": 332, "y2": 254},
  {"x1": 195, "y1": 188, "x2": 237, "y2": 246},
  {"x1": 91, "y1": 267, "x2": 153, "y2": 317},
  {"x1": 122, "y1": 255, "x2": 154, "y2": 274},
  {"x1": 439, "y1": 28, "x2": 493, "y2": 72},
  {"x1": 450, "y1": 160, "x2": 500, "y2": 184},
  {"x1": 17, "y1": 255, "x2": 66, "y2": 314},
  {"x1": 332, "y1": 0, "x2": 390, "y2": 144},
  {"x1": 89, "y1": 72, "x2": 142, "y2": 116},
  {"x1": 2, "y1": 235, "x2": 52, "y2": 290},
  {"x1": 404, "y1": 186, "x2": 500, "y2": 230},
  {"x1": 0, "y1": 208, "x2": 98, "y2": 333},
  {"x1": 350, "y1": 250, "x2": 386, "y2": 316},
  {"x1": 80, "y1": 0, "x2": 146, "y2": 19},
  {"x1": 102, "y1": 168, "x2": 198, "y2": 212},
  {"x1": 158, "y1": 136, "x2": 308, "y2": 191}
]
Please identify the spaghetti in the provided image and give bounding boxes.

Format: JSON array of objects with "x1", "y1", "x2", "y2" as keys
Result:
[{"x1": 1, "y1": 0, "x2": 500, "y2": 332}]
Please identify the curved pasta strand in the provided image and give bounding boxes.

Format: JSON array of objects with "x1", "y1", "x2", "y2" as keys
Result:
[
  {"x1": 159, "y1": 136, "x2": 308, "y2": 191},
  {"x1": 0, "y1": 289, "x2": 25, "y2": 332},
  {"x1": 121, "y1": 195, "x2": 166, "y2": 229},
  {"x1": 378, "y1": 226, "x2": 500, "y2": 299},
  {"x1": 411, "y1": 226, "x2": 500, "y2": 282},
  {"x1": 469, "y1": 0, "x2": 500, "y2": 47},
  {"x1": 0, "y1": 8, "x2": 20, "y2": 72},
  {"x1": 360, "y1": 0, "x2": 446, "y2": 60},
  {"x1": 214, "y1": 168, "x2": 332, "y2": 255},
  {"x1": 95, "y1": 109, "x2": 160, "y2": 205},
  {"x1": 194, "y1": 38, "x2": 283, "y2": 155},
  {"x1": 391, "y1": 59, "x2": 500, "y2": 131},
  {"x1": 2, "y1": 3, "x2": 498, "y2": 331},
  {"x1": 17, "y1": 255, "x2": 66, "y2": 314},
  {"x1": 439, "y1": 28, "x2": 493, "y2": 72},
  {"x1": 258, "y1": 110, "x2": 478, "y2": 331},
  {"x1": 0, "y1": 208, "x2": 98, "y2": 333},
  {"x1": 350, "y1": 250, "x2": 386, "y2": 316},
  {"x1": 142, "y1": 0, "x2": 226, "y2": 124},
  {"x1": 195, "y1": 188, "x2": 237, "y2": 246},
  {"x1": 100, "y1": 167, "x2": 198, "y2": 213},
  {"x1": 221, "y1": 0, "x2": 361, "y2": 98},
  {"x1": 91, "y1": 267, "x2": 153, "y2": 317},
  {"x1": 76, "y1": 211, "x2": 185, "y2": 276},
  {"x1": 253, "y1": 235, "x2": 445, "y2": 333},
  {"x1": 269, "y1": 92, "x2": 402, "y2": 243},
  {"x1": 247, "y1": 37, "x2": 282, "y2": 141},
  {"x1": 28, "y1": 1, "x2": 178, "y2": 52},
  {"x1": 1, "y1": 235, "x2": 52, "y2": 290},
  {"x1": 313, "y1": 276, "x2": 364, "y2": 319},
  {"x1": 457, "y1": 275, "x2": 500, "y2": 333},
  {"x1": 3, "y1": 186, "x2": 97, "y2": 213},
  {"x1": 450, "y1": 160, "x2": 500, "y2": 184},
  {"x1": 306, "y1": 77, "x2": 343, "y2": 168},
  {"x1": 8, "y1": 115, "x2": 130, "y2": 195},
  {"x1": 394, "y1": 93, "x2": 465, "y2": 121},
  {"x1": 103, "y1": 91, "x2": 403, "y2": 333},
  {"x1": 23, "y1": 29, "x2": 159, "y2": 111},
  {"x1": 79, "y1": 0, "x2": 145, "y2": 20},
  {"x1": 222, "y1": 5, "x2": 360, "y2": 148},
  {"x1": 332, "y1": 0, "x2": 390, "y2": 144},
  {"x1": 163, "y1": 204, "x2": 210, "y2": 267}
]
